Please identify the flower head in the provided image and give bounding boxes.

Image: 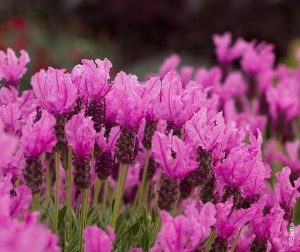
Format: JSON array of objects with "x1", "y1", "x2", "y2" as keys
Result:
[
  {"x1": 151, "y1": 202, "x2": 216, "y2": 252},
  {"x1": 84, "y1": 225, "x2": 115, "y2": 252},
  {"x1": 0, "y1": 48, "x2": 30, "y2": 85},
  {"x1": 105, "y1": 71, "x2": 144, "y2": 130},
  {"x1": 65, "y1": 113, "x2": 96, "y2": 160},
  {"x1": 185, "y1": 108, "x2": 228, "y2": 162},
  {"x1": 71, "y1": 58, "x2": 112, "y2": 100},
  {"x1": 215, "y1": 132, "x2": 270, "y2": 199},
  {"x1": 21, "y1": 110, "x2": 56, "y2": 159},
  {"x1": 212, "y1": 32, "x2": 249, "y2": 65},
  {"x1": 31, "y1": 67, "x2": 77, "y2": 115},
  {"x1": 151, "y1": 131, "x2": 198, "y2": 179}
]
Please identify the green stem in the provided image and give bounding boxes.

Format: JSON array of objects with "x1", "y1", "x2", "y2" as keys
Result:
[
  {"x1": 92, "y1": 178, "x2": 102, "y2": 208},
  {"x1": 135, "y1": 150, "x2": 150, "y2": 207},
  {"x1": 230, "y1": 227, "x2": 243, "y2": 252},
  {"x1": 79, "y1": 188, "x2": 90, "y2": 252},
  {"x1": 111, "y1": 163, "x2": 129, "y2": 229},
  {"x1": 30, "y1": 193, "x2": 40, "y2": 211},
  {"x1": 45, "y1": 158, "x2": 51, "y2": 207},
  {"x1": 66, "y1": 147, "x2": 73, "y2": 210},
  {"x1": 101, "y1": 180, "x2": 109, "y2": 208},
  {"x1": 204, "y1": 229, "x2": 216, "y2": 252},
  {"x1": 54, "y1": 151, "x2": 60, "y2": 233}
]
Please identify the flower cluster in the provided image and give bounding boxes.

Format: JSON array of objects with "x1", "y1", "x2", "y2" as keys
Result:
[{"x1": 1, "y1": 33, "x2": 300, "y2": 252}]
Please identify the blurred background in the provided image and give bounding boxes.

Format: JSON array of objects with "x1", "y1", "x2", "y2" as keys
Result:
[{"x1": 1, "y1": 0, "x2": 300, "y2": 81}]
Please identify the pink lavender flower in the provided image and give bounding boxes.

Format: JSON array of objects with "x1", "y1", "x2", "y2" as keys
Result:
[
  {"x1": 0, "y1": 121, "x2": 18, "y2": 164},
  {"x1": 151, "y1": 202, "x2": 216, "y2": 252},
  {"x1": 0, "y1": 212, "x2": 60, "y2": 252},
  {"x1": 106, "y1": 71, "x2": 144, "y2": 130},
  {"x1": 0, "y1": 48, "x2": 30, "y2": 85},
  {"x1": 195, "y1": 67, "x2": 222, "y2": 88},
  {"x1": 212, "y1": 32, "x2": 249, "y2": 66},
  {"x1": 21, "y1": 110, "x2": 56, "y2": 159},
  {"x1": 65, "y1": 113, "x2": 96, "y2": 189},
  {"x1": 72, "y1": 58, "x2": 112, "y2": 100},
  {"x1": 155, "y1": 71, "x2": 194, "y2": 131},
  {"x1": 0, "y1": 86, "x2": 18, "y2": 105},
  {"x1": 241, "y1": 42, "x2": 275, "y2": 76},
  {"x1": 274, "y1": 167, "x2": 300, "y2": 221},
  {"x1": 10, "y1": 184, "x2": 32, "y2": 218},
  {"x1": 65, "y1": 113, "x2": 96, "y2": 161},
  {"x1": 179, "y1": 66, "x2": 193, "y2": 88},
  {"x1": 31, "y1": 67, "x2": 77, "y2": 115},
  {"x1": 151, "y1": 131, "x2": 197, "y2": 179},
  {"x1": 159, "y1": 54, "x2": 180, "y2": 79},
  {"x1": 84, "y1": 225, "x2": 115, "y2": 252},
  {"x1": 215, "y1": 131, "x2": 270, "y2": 200},
  {"x1": 95, "y1": 126, "x2": 120, "y2": 180},
  {"x1": 185, "y1": 108, "x2": 228, "y2": 162}
]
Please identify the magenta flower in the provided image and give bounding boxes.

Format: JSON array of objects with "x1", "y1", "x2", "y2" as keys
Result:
[
  {"x1": 21, "y1": 110, "x2": 56, "y2": 159},
  {"x1": 179, "y1": 66, "x2": 193, "y2": 88},
  {"x1": 31, "y1": 67, "x2": 77, "y2": 115},
  {"x1": 273, "y1": 140, "x2": 300, "y2": 174},
  {"x1": 0, "y1": 212, "x2": 60, "y2": 252},
  {"x1": 65, "y1": 113, "x2": 96, "y2": 161},
  {"x1": 195, "y1": 67, "x2": 221, "y2": 88},
  {"x1": 151, "y1": 131, "x2": 197, "y2": 179},
  {"x1": 0, "y1": 48, "x2": 30, "y2": 85},
  {"x1": 151, "y1": 202, "x2": 216, "y2": 252},
  {"x1": 0, "y1": 103, "x2": 21, "y2": 134},
  {"x1": 10, "y1": 184, "x2": 32, "y2": 218},
  {"x1": 159, "y1": 54, "x2": 180, "y2": 79},
  {"x1": 0, "y1": 122, "x2": 18, "y2": 164},
  {"x1": 185, "y1": 108, "x2": 228, "y2": 162},
  {"x1": 266, "y1": 78, "x2": 299, "y2": 122},
  {"x1": 274, "y1": 167, "x2": 300, "y2": 220},
  {"x1": 215, "y1": 132, "x2": 270, "y2": 199},
  {"x1": 96, "y1": 126, "x2": 120, "y2": 155},
  {"x1": 241, "y1": 43, "x2": 275, "y2": 76},
  {"x1": 212, "y1": 32, "x2": 249, "y2": 66},
  {"x1": 155, "y1": 71, "x2": 194, "y2": 129},
  {"x1": 0, "y1": 86, "x2": 18, "y2": 106},
  {"x1": 138, "y1": 77, "x2": 161, "y2": 121},
  {"x1": 105, "y1": 71, "x2": 144, "y2": 130},
  {"x1": 72, "y1": 58, "x2": 112, "y2": 100},
  {"x1": 84, "y1": 225, "x2": 115, "y2": 252}
]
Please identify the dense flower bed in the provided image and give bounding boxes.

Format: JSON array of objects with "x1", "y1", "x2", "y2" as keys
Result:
[{"x1": 0, "y1": 32, "x2": 300, "y2": 252}]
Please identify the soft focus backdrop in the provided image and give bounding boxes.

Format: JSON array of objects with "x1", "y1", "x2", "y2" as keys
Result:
[{"x1": 2, "y1": 0, "x2": 300, "y2": 87}]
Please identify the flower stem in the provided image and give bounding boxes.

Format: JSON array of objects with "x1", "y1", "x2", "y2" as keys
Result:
[
  {"x1": 135, "y1": 150, "x2": 150, "y2": 207},
  {"x1": 66, "y1": 147, "x2": 73, "y2": 210},
  {"x1": 45, "y1": 159, "x2": 51, "y2": 207},
  {"x1": 204, "y1": 229, "x2": 216, "y2": 252},
  {"x1": 111, "y1": 163, "x2": 129, "y2": 229},
  {"x1": 101, "y1": 180, "x2": 109, "y2": 208},
  {"x1": 54, "y1": 151, "x2": 60, "y2": 234},
  {"x1": 230, "y1": 227, "x2": 243, "y2": 252},
  {"x1": 92, "y1": 178, "x2": 102, "y2": 208},
  {"x1": 79, "y1": 188, "x2": 90, "y2": 252},
  {"x1": 30, "y1": 192, "x2": 40, "y2": 211}
]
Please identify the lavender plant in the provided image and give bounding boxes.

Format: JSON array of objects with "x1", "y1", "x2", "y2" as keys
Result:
[{"x1": 0, "y1": 33, "x2": 300, "y2": 252}]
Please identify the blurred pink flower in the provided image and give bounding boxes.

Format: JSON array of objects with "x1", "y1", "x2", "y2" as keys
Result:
[
  {"x1": 0, "y1": 48, "x2": 30, "y2": 84},
  {"x1": 159, "y1": 54, "x2": 180, "y2": 79},
  {"x1": 84, "y1": 225, "x2": 115, "y2": 252},
  {"x1": 151, "y1": 202, "x2": 216, "y2": 252}
]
